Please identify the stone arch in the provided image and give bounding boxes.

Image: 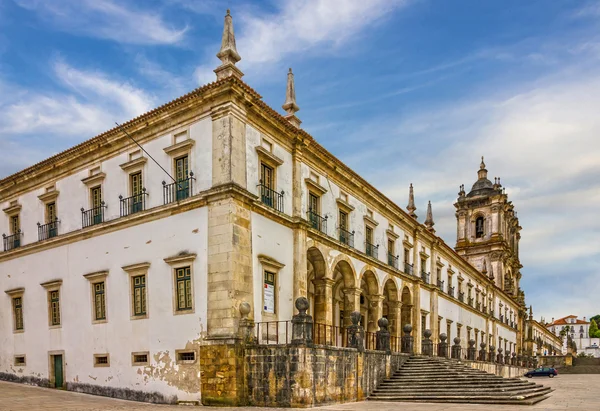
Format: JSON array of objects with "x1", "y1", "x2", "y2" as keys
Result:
[
  {"x1": 359, "y1": 270, "x2": 381, "y2": 332},
  {"x1": 400, "y1": 286, "x2": 413, "y2": 332},
  {"x1": 331, "y1": 258, "x2": 358, "y2": 330},
  {"x1": 382, "y1": 277, "x2": 400, "y2": 338},
  {"x1": 307, "y1": 246, "x2": 327, "y2": 322}
]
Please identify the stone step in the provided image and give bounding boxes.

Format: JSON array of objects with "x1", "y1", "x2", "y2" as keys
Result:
[
  {"x1": 370, "y1": 387, "x2": 552, "y2": 399},
  {"x1": 369, "y1": 393, "x2": 552, "y2": 406},
  {"x1": 388, "y1": 376, "x2": 505, "y2": 382},
  {"x1": 374, "y1": 384, "x2": 543, "y2": 394},
  {"x1": 378, "y1": 380, "x2": 536, "y2": 389}
]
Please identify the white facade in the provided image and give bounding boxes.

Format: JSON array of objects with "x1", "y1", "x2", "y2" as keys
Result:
[{"x1": 547, "y1": 315, "x2": 600, "y2": 357}]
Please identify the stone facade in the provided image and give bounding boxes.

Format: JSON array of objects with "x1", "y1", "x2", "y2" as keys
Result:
[{"x1": 0, "y1": 9, "x2": 538, "y2": 406}]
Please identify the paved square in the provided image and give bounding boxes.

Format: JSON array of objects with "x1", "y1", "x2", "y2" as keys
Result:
[{"x1": 0, "y1": 375, "x2": 598, "y2": 411}]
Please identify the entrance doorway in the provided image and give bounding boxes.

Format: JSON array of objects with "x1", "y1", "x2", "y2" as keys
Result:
[{"x1": 49, "y1": 352, "x2": 65, "y2": 389}]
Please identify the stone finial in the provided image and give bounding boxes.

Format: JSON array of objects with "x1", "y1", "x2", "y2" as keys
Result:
[
  {"x1": 482, "y1": 260, "x2": 487, "y2": 275},
  {"x1": 480, "y1": 341, "x2": 487, "y2": 349},
  {"x1": 439, "y1": 333, "x2": 447, "y2": 342},
  {"x1": 477, "y1": 156, "x2": 488, "y2": 180},
  {"x1": 282, "y1": 68, "x2": 301, "y2": 128},
  {"x1": 453, "y1": 337, "x2": 461, "y2": 345},
  {"x1": 407, "y1": 184, "x2": 417, "y2": 219},
  {"x1": 424, "y1": 200, "x2": 435, "y2": 233},
  {"x1": 403, "y1": 324, "x2": 413, "y2": 335},
  {"x1": 215, "y1": 9, "x2": 243, "y2": 80},
  {"x1": 377, "y1": 317, "x2": 389, "y2": 331},
  {"x1": 295, "y1": 296, "x2": 309, "y2": 314},
  {"x1": 239, "y1": 301, "x2": 251, "y2": 319}
]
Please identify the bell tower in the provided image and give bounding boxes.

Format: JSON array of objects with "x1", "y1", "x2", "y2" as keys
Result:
[{"x1": 454, "y1": 158, "x2": 522, "y2": 301}]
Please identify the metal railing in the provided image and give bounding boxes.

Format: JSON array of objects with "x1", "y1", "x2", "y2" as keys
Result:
[
  {"x1": 255, "y1": 321, "x2": 292, "y2": 345},
  {"x1": 162, "y1": 173, "x2": 195, "y2": 205},
  {"x1": 447, "y1": 286, "x2": 455, "y2": 298},
  {"x1": 468, "y1": 297, "x2": 474, "y2": 307},
  {"x1": 404, "y1": 262, "x2": 414, "y2": 275},
  {"x1": 119, "y1": 190, "x2": 148, "y2": 217},
  {"x1": 388, "y1": 254, "x2": 399, "y2": 269},
  {"x1": 81, "y1": 203, "x2": 106, "y2": 228},
  {"x1": 420, "y1": 271, "x2": 430, "y2": 284},
  {"x1": 458, "y1": 292, "x2": 465, "y2": 303},
  {"x1": 476, "y1": 302, "x2": 481, "y2": 311},
  {"x1": 37, "y1": 219, "x2": 59, "y2": 241},
  {"x1": 2, "y1": 231, "x2": 22, "y2": 251},
  {"x1": 257, "y1": 182, "x2": 284, "y2": 213},
  {"x1": 338, "y1": 227, "x2": 354, "y2": 248},
  {"x1": 307, "y1": 209, "x2": 327, "y2": 234},
  {"x1": 365, "y1": 242, "x2": 378, "y2": 259},
  {"x1": 313, "y1": 323, "x2": 348, "y2": 347},
  {"x1": 436, "y1": 279, "x2": 444, "y2": 290}
]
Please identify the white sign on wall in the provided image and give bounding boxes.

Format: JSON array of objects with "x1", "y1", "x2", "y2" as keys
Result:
[{"x1": 264, "y1": 283, "x2": 275, "y2": 314}]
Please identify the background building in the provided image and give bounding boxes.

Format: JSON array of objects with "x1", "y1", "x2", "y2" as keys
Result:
[{"x1": 546, "y1": 315, "x2": 600, "y2": 357}]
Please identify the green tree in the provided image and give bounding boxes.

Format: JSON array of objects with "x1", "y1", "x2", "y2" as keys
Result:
[
  {"x1": 590, "y1": 319, "x2": 600, "y2": 338},
  {"x1": 590, "y1": 314, "x2": 600, "y2": 326}
]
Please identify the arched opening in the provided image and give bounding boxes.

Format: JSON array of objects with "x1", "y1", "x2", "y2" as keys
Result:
[
  {"x1": 383, "y1": 278, "x2": 399, "y2": 335},
  {"x1": 475, "y1": 216, "x2": 484, "y2": 238},
  {"x1": 331, "y1": 259, "x2": 356, "y2": 329},
  {"x1": 400, "y1": 286, "x2": 412, "y2": 332},
  {"x1": 307, "y1": 247, "x2": 326, "y2": 323},
  {"x1": 360, "y1": 270, "x2": 380, "y2": 333}
]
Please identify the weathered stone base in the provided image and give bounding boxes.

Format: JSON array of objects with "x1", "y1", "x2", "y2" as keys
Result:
[
  {"x1": 462, "y1": 360, "x2": 529, "y2": 378},
  {"x1": 200, "y1": 342, "x2": 246, "y2": 406},
  {"x1": 0, "y1": 372, "x2": 50, "y2": 388}
]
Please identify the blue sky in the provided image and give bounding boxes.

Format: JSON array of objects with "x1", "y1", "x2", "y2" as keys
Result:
[{"x1": 1, "y1": 0, "x2": 599, "y2": 321}]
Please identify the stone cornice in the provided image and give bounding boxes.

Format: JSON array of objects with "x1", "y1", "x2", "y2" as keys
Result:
[
  {"x1": 163, "y1": 139, "x2": 196, "y2": 158},
  {"x1": 81, "y1": 173, "x2": 106, "y2": 187},
  {"x1": 83, "y1": 270, "x2": 109, "y2": 282},
  {"x1": 255, "y1": 146, "x2": 283, "y2": 167},
  {"x1": 304, "y1": 178, "x2": 327, "y2": 196},
  {"x1": 40, "y1": 279, "x2": 62, "y2": 289},
  {"x1": 336, "y1": 198, "x2": 355, "y2": 213},
  {"x1": 2, "y1": 203, "x2": 21, "y2": 216},
  {"x1": 122, "y1": 262, "x2": 151, "y2": 274},
  {"x1": 119, "y1": 157, "x2": 147, "y2": 173},
  {"x1": 38, "y1": 190, "x2": 59, "y2": 203},
  {"x1": 4, "y1": 287, "x2": 24, "y2": 297}
]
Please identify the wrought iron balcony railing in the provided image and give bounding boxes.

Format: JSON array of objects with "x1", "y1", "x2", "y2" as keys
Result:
[
  {"x1": 338, "y1": 227, "x2": 354, "y2": 248},
  {"x1": 2, "y1": 231, "x2": 22, "y2": 251},
  {"x1": 38, "y1": 219, "x2": 59, "y2": 241},
  {"x1": 307, "y1": 209, "x2": 327, "y2": 234},
  {"x1": 388, "y1": 253, "x2": 399, "y2": 269},
  {"x1": 163, "y1": 173, "x2": 195, "y2": 205},
  {"x1": 119, "y1": 190, "x2": 148, "y2": 217},
  {"x1": 365, "y1": 242, "x2": 378, "y2": 259},
  {"x1": 458, "y1": 292, "x2": 465, "y2": 303},
  {"x1": 81, "y1": 203, "x2": 106, "y2": 228},
  {"x1": 257, "y1": 182, "x2": 284, "y2": 213},
  {"x1": 500, "y1": 314, "x2": 504, "y2": 323},
  {"x1": 447, "y1": 286, "x2": 455, "y2": 298},
  {"x1": 420, "y1": 271, "x2": 430, "y2": 284},
  {"x1": 468, "y1": 297, "x2": 474, "y2": 307},
  {"x1": 476, "y1": 302, "x2": 481, "y2": 311},
  {"x1": 482, "y1": 306, "x2": 487, "y2": 314},
  {"x1": 436, "y1": 279, "x2": 444, "y2": 290},
  {"x1": 404, "y1": 262, "x2": 414, "y2": 275}
]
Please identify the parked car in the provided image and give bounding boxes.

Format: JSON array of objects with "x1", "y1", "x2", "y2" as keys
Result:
[{"x1": 524, "y1": 367, "x2": 558, "y2": 378}]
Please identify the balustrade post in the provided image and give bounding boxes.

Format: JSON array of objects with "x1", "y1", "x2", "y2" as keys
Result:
[
  {"x1": 237, "y1": 302, "x2": 256, "y2": 344},
  {"x1": 376, "y1": 318, "x2": 391, "y2": 353},
  {"x1": 511, "y1": 352, "x2": 517, "y2": 366},
  {"x1": 347, "y1": 311, "x2": 365, "y2": 352},
  {"x1": 451, "y1": 337, "x2": 462, "y2": 359},
  {"x1": 479, "y1": 342, "x2": 487, "y2": 361},
  {"x1": 467, "y1": 339, "x2": 476, "y2": 361},
  {"x1": 438, "y1": 333, "x2": 449, "y2": 358},
  {"x1": 291, "y1": 297, "x2": 313, "y2": 345},
  {"x1": 497, "y1": 347, "x2": 504, "y2": 364},
  {"x1": 489, "y1": 345, "x2": 496, "y2": 363},
  {"x1": 422, "y1": 329, "x2": 433, "y2": 356},
  {"x1": 401, "y1": 324, "x2": 414, "y2": 354}
]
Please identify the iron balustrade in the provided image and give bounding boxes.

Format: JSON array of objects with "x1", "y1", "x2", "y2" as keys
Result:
[
  {"x1": 436, "y1": 279, "x2": 444, "y2": 290},
  {"x1": 162, "y1": 173, "x2": 195, "y2": 205},
  {"x1": 420, "y1": 271, "x2": 430, "y2": 284},
  {"x1": 447, "y1": 286, "x2": 455, "y2": 298},
  {"x1": 81, "y1": 203, "x2": 106, "y2": 228},
  {"x1": 257, "y1": 182, "x2": 284, "y2": 212},
  {"x1": 500, "y1": 314, "x2": 504, "y2": 323},
  {"x1": 404, "y1": 262, "x2": 414, "y2": 275},
  {"x1": 468, "y1": 297, "x2": 474, "y2": 307},
  {"x1": 255, "y1": 321, "x2": 292, "y2": 345},
  {"x1": 119, "y1": 189, "x2": 148, "y2": 217},
  {"x1": 388, "y1": 254, "x2": 399, "y2": 269},
  {"x1": 365, "y1": 331, "x2": 377, "y2": 351},
  {"x1": 37, "y1": 219, "x2": 59, "y2": 241},
  {"x1": 338, "y1": 227, "x2": 354, "y2": 248},
  {"x1": 365, "y1": 242, "x2": 378, "y2": 259},
  {"x1": 307, "y1": 209, "x2": 327, "y2": 234},
  {"x1": 458, "y1": 291, "x2": 465, "y2": 302},
  {"x1": 2, "y1": 231, "x2": 22, "y2": 251},
  {"x1": 313, "y1": 323, "x2": 348, "y2": 347},
  {"x1": 476, "y1": 302, "x2": 481, "y2": 311}
]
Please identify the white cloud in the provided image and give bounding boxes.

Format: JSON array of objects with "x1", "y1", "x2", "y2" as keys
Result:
[{"x1": 14, "y1": 0, "x2": 187, "y2": 45}]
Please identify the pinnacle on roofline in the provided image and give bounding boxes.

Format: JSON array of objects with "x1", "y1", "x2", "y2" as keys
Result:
[
  {"x1": 406, "y1": 183, "x2": 417, "y2": 219},
  {"x1": 282, "y1": 68, "x2": 301, "y2": 128},
  {"x1": 424, "y1": 200, "x2": 435, "y2": 233},
  {"x1": 215, "y1": 9, "x2": 244, "y2": 80}
]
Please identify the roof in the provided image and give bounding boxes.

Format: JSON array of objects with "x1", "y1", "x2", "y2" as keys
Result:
[{"x1": 547, "y1": 315, "x2": 590, "y2": 326}]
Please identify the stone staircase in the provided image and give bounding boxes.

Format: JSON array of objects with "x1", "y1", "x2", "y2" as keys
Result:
[{"x1": 369, "y1": 356, "x2": 553, "y2": 405}]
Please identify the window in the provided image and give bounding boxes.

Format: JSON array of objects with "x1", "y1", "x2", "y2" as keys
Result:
[
  {"x1": 421, "y1": 314, "x2": 427, "y2": 336},
  {"x1": 176, "y1": 267, "x2": 192, "y2": 311},
  {"x1": 10, "y1": 215, "x2": 20, "y2": 234},
  {"x1": 132, "y1": 352, "x2": 149, "y2": 366},
  {"x1": 175, "y1": 155, "x2": 190, "y2": 200},
  {"x1": 366, "y1": 226, "x2": 373, "y2": 244},
  {"x1": 94, "y1": 354, "x2": 110, "y2": 367},
  {"x1": 308, "y1": 192, "x2": 324, "y2": 232},
  {"x1": 133, "y1": 275, "x2": 147, "y2": 317},
  {"x1": 94, "y1": 282, "x2": 106, "y2": 321},
  {"x1": 475, "y1": 216, "x2": 484, "y2": 238},
  {"x1": 176, "y1": 350, "x2": 196, "y2": 364},
  {"x1": 388, "y1": 239, "x2": 395, "y2": 255},
  {"x1": 129, "y1": 172, "x2": 144, "y2": 214},
  {"x1": 263, "y1": 271, "x2": 276, "y2": 314},
  {"x1": 339, "y1": 210, "x2": 348, "y2": 230},
  {"x1": 14, "y1": 356, "x2": 26, "y2": 366},
  {"x1": 46, "y1": 202, "x2": 56, "y2": 223},
  {"x1": 404, "y1": 249, "x2": 409, "y2": 263},
  {"x1": 91, "y1": 185, "x2": 103, "y2": 225},
  {"x1": 309, "y1": 192, "x2": 319, "y2": 214},
  {"x1": 13, "y1": 297, "x2": 23, "y2": 331},
  {"x1": 50, "y1": 290, "x2": 60, "y2": 326},
  {"x1": 259, "y1": 162, "x2": 276, "y2": 207}
]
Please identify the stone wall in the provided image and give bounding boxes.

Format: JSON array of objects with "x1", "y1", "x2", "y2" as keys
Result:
[
  {"x1": 245, "y1": 344, "x2": 408, "y2": 407},
  {"x1": 539, "y1": 355, "x2": 567, "y2": 368},
  {"x1": 462, "y1": 360, "x2": 529, "y2": 378}
]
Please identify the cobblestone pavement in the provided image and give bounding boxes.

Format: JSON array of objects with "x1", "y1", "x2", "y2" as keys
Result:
[{"x1": 1, "y1": 374, "x2": 599, "y2": 411}]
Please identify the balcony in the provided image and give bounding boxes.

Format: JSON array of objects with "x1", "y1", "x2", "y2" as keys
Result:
[
  {"x1": 257, "y1": 182, "x2": 284, "y2": 213},
  {"x1": 338, "y1": 227, "x2": 354, "y2": 248},
  {"x1": 37, "y1": 219, "x2": 59, "y2": 241},
  {"x1": 476, "y1": 302, "x2": 481, "y2": 311},
  {"x1": 420, "y1": 271, "x2": 430, "y2": 284},
  {"x1": 490, "y1": 310, "x2": 495, "y2": 318},
  {"x1": 307, "y1": 210, "x2": 327, "y2": 234},
  {"x1": 500, "y1": 314, "x2": 504, "y2": 323},
  {"x1": 436, "y1": 279, "x2": 444, "y2": 290},
  {"x1": 365, "y1": 242, "x2": 378, "y2": 259},
  {"x1": 468, "y1": 297, "x2": 474, "y2": 307},
  {"x1": 458, "y1": 292, "x2": 465, "y2": 303},
  {"x1": 81, "y1": 203, "x2": 106, "y2": 228},
  {"x1": 2, "y1": 231, "x2": 22, "y2": 251},
  {"x1": 162, "y1": 173, "x2": 195, "y2": 205},
  {"x1": 482, "y1": 306, "x2": 487, "y2": 315},
  {"x1": 119, "y1": 190, "x2": 148, "y2": 217},
  {"x1": 447, "y1": 286, "x2": 455, "y2": 298},
  {"x1": 388, "y1": 253, "x2": 399, "y2": 269},
  {"x1": 404, "y1": 262, "x2": 414, "y2": 275}
]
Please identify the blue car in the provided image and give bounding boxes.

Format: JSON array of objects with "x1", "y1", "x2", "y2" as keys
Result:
[{"x1": 524, "y1": 367, "x2": 558, "y2": 378}]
